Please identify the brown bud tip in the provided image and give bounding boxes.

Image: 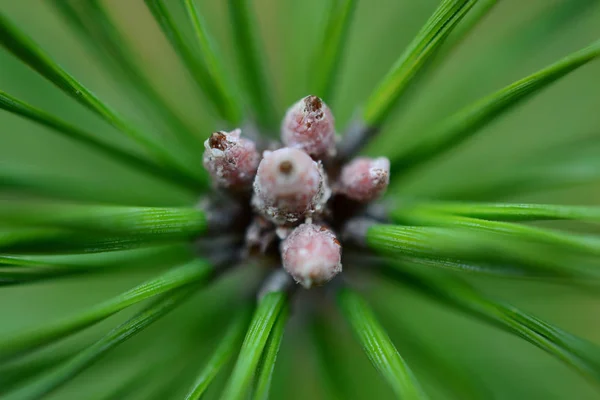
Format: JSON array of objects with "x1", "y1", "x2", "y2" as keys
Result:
[
  {"x1": 202, "y1": 129, "x2": 260, "y2": 191},
  {"x1": 281, "y1": 223, "x2": 342, "y2": 288},
  {"x1": 305, "y1": 95, "x2": 323, "y2": 113},
  {"x1": 278, "y1": 160, "x2": 293, "y2": 175},
  {"x1": 208, "y1": 131, "x2": 228, "y2": 151},
  {"x1": 337, "y1": 157, "x2": 390, "y2": 202},
  {"x1": 281, "y1": 95, "x2": 336, "y2": 159}
]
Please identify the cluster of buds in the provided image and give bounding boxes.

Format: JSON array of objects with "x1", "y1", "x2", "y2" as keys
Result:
[{"x1": 202, "y1": 95, "x2": 390, "y2": 288}]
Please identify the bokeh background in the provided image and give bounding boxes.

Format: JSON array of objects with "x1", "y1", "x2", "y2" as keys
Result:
[{"x1": 1, "y1": 0, "x2": 599, "y2": 398}]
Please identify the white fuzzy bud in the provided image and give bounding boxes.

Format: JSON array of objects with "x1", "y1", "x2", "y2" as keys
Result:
[
  {"x1": 202, "y1": 129, "x2": 260, "y2": 191},
  {"x1": 281, "y1": 223, "x2": 342, "y2": 288},
  {"x1": 252, "y1": 148, "x2": 331, "y2": 225},
  {"x1": 337, "y1": 157, "x2": 390, "y2": 202},
  {"x1": 281, "y1": 95, "x2": 336, "y2": 159}
]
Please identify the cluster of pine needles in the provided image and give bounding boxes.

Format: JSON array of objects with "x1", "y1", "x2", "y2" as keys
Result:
[{"x1": 0, "y1": 0, "x2": 600, "y2": 399}]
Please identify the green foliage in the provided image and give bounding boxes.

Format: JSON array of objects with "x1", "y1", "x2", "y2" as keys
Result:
[
  {"x1": 363, "y1": 0, "x2": 477, "y2": 127},
  {"x1": 221, "y1": 292, "x2": 288, "y2": 400},
  {"x1": 338, "y1": 287, "x2": 428, "y2": 399},
  {"x1": 366, "y1": 223, "x2": 600, "y2": 279},
  {"x1": 0, "y1": 245, "x2": 190, "y2": 285},
  {"x1": 0, "y1": 203, "x2": 206, "y2": 254},
  {"x1": 144, "y1": 0, "x2": 243, "y2": 126},
  {"x1": 184, "y1": 305, "x2": 252, "y2": 400},
  {"x1": 0, "y1": 203, "x2": 207, "y2": 237},
  {"x1": 0, "y1": 90, "x2": 196, "y2": 190},
  {"x1": 371, "y1": 305, "x2": 491, "y2": 399},
  {"x1": 1, "y1": 0, "x2": 600, "y2": 398},
  {"x1": 51, "y1": 0, "x2": 204, "y2": 158},
  {"x1": 252, "y1": 303, "x2": 289, "y2": 400},
  {"x1": 0, "y1": 259, "x2": 213, "y2": 362},
  {"x1": 440, "y1": 136, "x2": 600, "y2": 200},
  {"x1": 227, "y1": 0, "x2": 279, "y2": 130},
  {"x1": 3, "y1": 288, "x2": 195, "y2": 400},
  {"x1": 391, "y1": 213, "x2": 600, "y2": 258},
  {"x1": 0, "y1": 349, "x2": 77, "y2": 394},
  {"x1": 308, "y1": 313, "x2": 350, "y2": 399},
  {"x1": 388, "y1": 38, "x2": 600, "y2": 177},
  {"x1": 382, "y1": 263, "x2": 600, "y2": 383},
  {"x1": 0, "y1": 12, "x2": 204, "y2": 188},
  {"x1": 310, "y1": 0, "x2": 357, "y2": 102},
  {"x1": 397, "y1": 202, "x2": 600, "y2": 222}
]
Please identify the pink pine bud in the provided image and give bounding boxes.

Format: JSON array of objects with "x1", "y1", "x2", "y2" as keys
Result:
[
  {"x1": 338, "y1": 157, "x2": 390, "y2": 202},
  {"x1": 252, "y1": 147, "x2": 330, "y2": 225},
  {"x1": 202, "y1": 129, "x2": 260, "y2": 191},
  {"x1": 281, "y1": 223, "x2": 342, "y2": 288},
  {"x1": 281, "y1": 95, "x2": 336, "y2": 159}
]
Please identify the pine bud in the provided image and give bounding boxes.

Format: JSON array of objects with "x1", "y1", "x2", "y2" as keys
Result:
[
  {"x1": 281, "y1": 95, "x2": 336, "y2": 159},
  {"x1": 202, "y1": 129, "x2": 260, "y2": 191},
  {"x1": 281, "y1": 223, "x2": 342, "y2": 288},
  {"x1": 252, "y1": 147, "x2": 330, "y2": 225},
  {"x1": 337, "y1": 157, "x2": 390, "y2": 202}
]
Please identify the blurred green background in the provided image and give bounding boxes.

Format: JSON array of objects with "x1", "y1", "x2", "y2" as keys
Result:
[{"x1": 1, "y1": 0, "x2": 600, "y2": 398}]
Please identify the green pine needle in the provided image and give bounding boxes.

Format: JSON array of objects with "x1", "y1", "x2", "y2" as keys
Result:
[
  {"x1": 227, "y1": 0, "x2": 279, "y2": 131},
  {"x1": 388, "y1": 38, "x2": 600, "y2": 176},
  {"x1": 0, "y1": 259, "x2": 213, "y2": 362},
  {"x1": 2, "y1": 1, "x2": 600, "y2": 398},
  {"x1": 398, "y1": 0, "x2": 499, "y2": 108},
  {"x1": 389, "y1": 0, "x2": 596, "y2": 144},
  {"x1": 2, "y1": 288, "x2": 195, "y2": 400},
  {"x1": 397, "y1": 202, "x2": 600, "y2": 222},
  {"x1": 442, "y1": 0, "x2": 498, "y2": 53},
  {"x1": 311, "y1": 0, "x2": 357, "y2": 102},
  {"x1": 0, "y1": 203, "x2": 207, "y2": 238},
  {"x1": 182, "y1": 0, "x2": 243, "y2": 126},
  {"x1": 440, "y1": 137, "x2": 600, "y2": 200},
  {"x1": 0, "y1": 90, "x2": 202, "y2": 191},
  {"x1": 0, "y1": 167, "x2": 159, "y2": 205},
  {"x1": 144, "y1": 0, "x2": 243, "y2": 126},
  {"x1": 384, "y1": 264, "x2": 600, "y2": 384},
  {"x1": 0, "y1": 205, "x2": 207, "y2": 254},
  {"x1": 52, "y1": 0, "x2": 205, "y2": 156},
  {"x1": 0, "y1": 227, "x2": 191, "y2": 254},
  {"x1": 372, "y1": 306, "x2": 491, "y2": 400},
  {"x1": 0, "y1": 12, "x2": 203, "y2": 186},
  {"x1": 309, "y1": 313, "x2": 350, "y2": 399},
  {"x1": 338, "y1": 287, "x2": 428, "y2": 399},
  {"x1": 252, "y1": 303, "x2": 289, "y2": 400},
  {"x1": 184, "y1": 305, "x2": 252, "y2": 400},
  {"x1": 0, "y1": 245, "x2": 190, "y2": 285},
  {"x1": 220, "y1": 291, "x2": 288, "y2": 400},
  {"x1": 391, "y1": 212, "x2": 600, "y2": 258},
  {"x1": 0, "y1": 350, "x2": 77, "y2": 394},
  {"x1": 362, "y1": 0, "x2": 478, "y2": 127},
  {"x1": 89, "y1": 363, "x2": 161, "y2": 400},
  {"x1": 366, "y1": 224, "x2": 600, "y2": 279},
  {"x1": 0, "y1": 267, "x2": 78, "y2": 286},
  {"x1": 0, "y1": 245, "x2": 188, "y2": 269}
]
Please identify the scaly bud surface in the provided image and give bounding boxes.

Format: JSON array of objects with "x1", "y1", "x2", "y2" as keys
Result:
[
  {"x1": 203, "y1": 129, "x2": 260, "y2": 191},
  {"x1": 337, "y1": 157, "x2": 390, "y2": 202},
  {"x1": 281, "y1": 223, "x2": 342, "y2": 288},
  {"x1": 252, "y1": 148, "x2": 330, "y2": 225},
  {"x1": 281, "y1": 95, "x2": 336, "y2": 159},
  {"x1": 201, "y1": 95, "x2": 392, "y2": 290}
]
